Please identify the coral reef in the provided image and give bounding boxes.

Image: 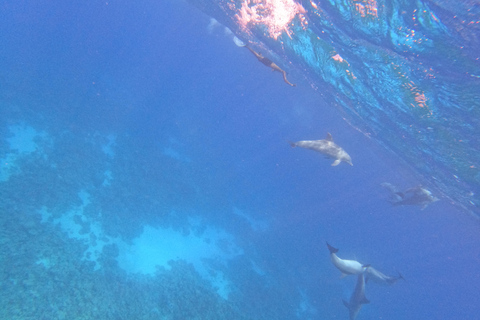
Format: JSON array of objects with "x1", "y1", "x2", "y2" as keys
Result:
[{"x1": 0, "y1": 115, "x2": 299, "y2": 320}]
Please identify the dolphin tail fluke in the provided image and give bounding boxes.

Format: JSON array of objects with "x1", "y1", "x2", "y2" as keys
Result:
[
  {"x1": 386, "y1": 274, "x2": 403, "y2": 284},
  {"x1": 385, "y1": 271, "x2": 405, "y2": 284},
  {"x1": 326, "y1": 242, "x2": 339, "y2": 254}
]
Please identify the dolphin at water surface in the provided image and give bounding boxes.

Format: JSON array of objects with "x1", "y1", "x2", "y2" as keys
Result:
[
  {"x1": 381, "y1": 182, "x2": 439, "y2": 209},
  {"x1": 290, "y1": 133, "x2": 353, "y2": 166}
]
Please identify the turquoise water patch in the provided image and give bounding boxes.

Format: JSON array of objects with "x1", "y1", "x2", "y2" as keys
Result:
[
  {"x1": 0, "y1": 153, "x2": 17, "y2": 182},
  {"x1": 37, "y1": 190, "x2": 120, "y2": 270},
  {"x1": 1, "y1": 123, "x2": 49, "y2": 182},
  {"x1": 161, "y1": 137, "x2": 191, "y2": 162},
  {"x1": 117, "y1": 220, "x2": 243, "y2": 299},
  {"x1": 295, "y1": 289, "x2": 318, "y2": 319},
  {"x1": 101, "y1": 134, "x2": 116, "y2": 158},
  {"x1": 7, "y1": 124, "x2": 39, "y2": 153},
  {"x1": 102, "y1": 169, "x2": 113, "y2": 186},
  {"x1": 38, "y1": 190, "x2": 243, "y2": 299}
]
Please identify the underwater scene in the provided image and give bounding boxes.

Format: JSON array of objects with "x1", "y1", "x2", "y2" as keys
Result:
[{"x1": 1, "y1": 0, "x2": 479, "y2": 319}]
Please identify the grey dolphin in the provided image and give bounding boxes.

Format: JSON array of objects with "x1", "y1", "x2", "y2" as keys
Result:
[
  {"x1": 327, "y1": 243, "x2": 368, "y2": 277},
  {"x1": 381, "y1": 182, "x2": 439, "y2": 209},
  {"x1": 365, "y1": 266, "x2": 404, "y2": 285},
  {"x1": 343, "y1": 273, "x2": 370, "y2": 320},
  {"x1": 290, "y1": 133, "x2": 353, "y2": 166}
]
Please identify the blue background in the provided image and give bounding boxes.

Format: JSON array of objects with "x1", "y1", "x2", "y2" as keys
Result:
[{"x1": 1, "y1": 0, "x2": 480, "y2": 319}]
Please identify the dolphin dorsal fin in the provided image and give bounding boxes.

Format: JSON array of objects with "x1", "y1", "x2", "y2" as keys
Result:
[{"x1": 326, "y1": 132, "x2": 333, "y2": 141}]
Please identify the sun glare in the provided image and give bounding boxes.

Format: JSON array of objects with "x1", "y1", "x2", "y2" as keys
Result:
[{"x1": 236, "y1": 0, "x2": 307, "y2": 40}]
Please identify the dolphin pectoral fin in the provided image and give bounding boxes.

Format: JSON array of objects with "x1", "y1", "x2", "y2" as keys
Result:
[
  {"x1": 326, "y1": 133, "x2": 333, "y2": 141},
  {"x1": 340, "y1": 273, "x2": 349, "y2": 279},
  {"x1": 332, "y1": 159, "x2": 341, "y2": 166},
  {"x1": 288, "y1": 141, "x2": 297, "y2": 148},
  {"x1": 395, "y1": 192, "x2": 405, "y2": 199},
  {"x1": 342, "y1": 300, "x2": 350, "y2": 309}
]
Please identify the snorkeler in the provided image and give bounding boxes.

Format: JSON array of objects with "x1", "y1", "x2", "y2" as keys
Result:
[{"x1": 233, "y1": 36, "x2": 296, "y2": 87}]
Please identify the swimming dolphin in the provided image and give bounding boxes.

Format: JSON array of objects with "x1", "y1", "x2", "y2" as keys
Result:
[
  {"x1": 327, "y1": 243, "x2": 368, "y2": 277},
  {"x1": 365, "y1": 266, "x2": 404, "y2": 285},
  {"x1": 233, "y1": 36, "x2": 296, "y2": 87},
  {"x1": 381, "y1": 182, "x2": 439, "y2": 209},
  {"x1": 290, "y1": 133, "x2": 353, "y2": 166},
  {"x1": 343, "y1": 273, "x2": 370, "y2": 320}
]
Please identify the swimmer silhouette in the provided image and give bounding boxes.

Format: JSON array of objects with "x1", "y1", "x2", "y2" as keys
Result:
[{"x1": 234, "y1": 36, "x2": 296, "y2": 87}]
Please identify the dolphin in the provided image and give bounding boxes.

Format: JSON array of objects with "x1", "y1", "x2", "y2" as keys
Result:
[
  {"x1": 343, "y1": 273, "x2": 370, "y2": 320},
  {"x1": 365, "y1": 266, "x2": 404, "y2": 285},
  {"x1": 289, "y1": 133, "x2": 353, "y2": 166},
  {"x1": 327, "y1": 243, "x2": 368, "y2": 277},
  {"x1": 381, "y1": 182, "x2": 439, "y2": 209},
  {"x1": 233, "y1": 36, "x2": 296, "y2": 87}
]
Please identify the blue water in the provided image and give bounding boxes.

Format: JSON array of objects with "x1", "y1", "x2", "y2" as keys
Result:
[{"x1": 1, "y1": 0, "x2": 479, "y2": 319}]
